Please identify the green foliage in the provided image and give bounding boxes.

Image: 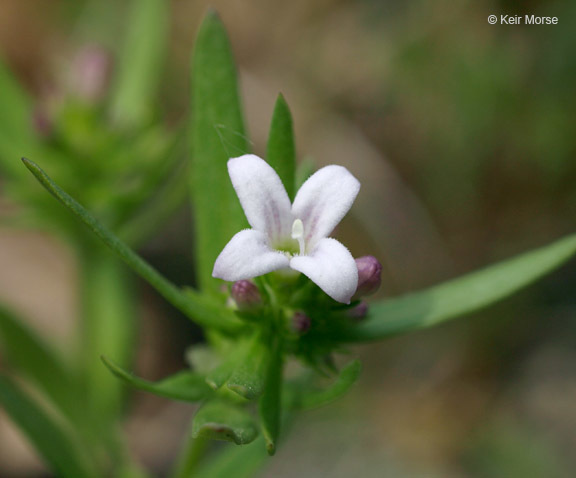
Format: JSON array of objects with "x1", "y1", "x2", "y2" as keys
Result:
[
  {"x1": 110, "y1": 0, "x2": 168, "y2": 127},
  {"x1": 294, "y1": 360, "x2": 361, "y2": 410},
  {"x1": 13, "y1": 7, "x2": 576, "y2": 474},
  {"x1": 192, "y1": 400, "x2": 259, "y2": 445},
  {"x1": 0, "y1": 377, "x2": 96, "y2": 477},
  {"x1": 258, "y1": 337, "x2": 284, "y2": 455},
  {"x1": 21, "y1": 158, "x2": 242, "y2": 333},
  {"x1": 337, "y1": 233, "x2": 576, "y2": 342},
  {"x1": 102, "y1": 356, "x2": 213, "y2": 402},
  {"x1": 0, "y1": 306, "x2": 79, "y2": 417},
  {"x1": 226, "y1": 333, "x2": 268, "y2": 400},
  {"x1": 205, "y1": 357, "x2": 238, "y2": 392},
  {"x1": 0, "y1": 57, "x2": 39, "y2": 178},
  {"x1": 195, "y1": 439, "x2": 268, "y2": 478},
  {"x1": 267, "y1": 94, "x2": 296, "y2": 200},
  {"x1": 80, "y1": 250, "x2": 136, "y2": 431},
  {"x1": 190, "y1": 10, "x2": 249, "y2": 293}
]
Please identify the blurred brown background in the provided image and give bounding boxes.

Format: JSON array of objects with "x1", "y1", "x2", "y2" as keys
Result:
[{"x1": 1, "y1": 0, "x2": 575, "y2": 476}]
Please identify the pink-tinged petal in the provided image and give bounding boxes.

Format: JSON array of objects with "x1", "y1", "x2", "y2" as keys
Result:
[
  {"x1": 228, "y1": 154, "x2": 292, "y2": 241},
  {"x1": 213, "y1": 229, "x2": 290, "y2": 281},
  {"x1": 291, "y1": 165, "x2": 360, "y2": 248},
  {"x1": 290, "y1": 238, "x2": 358, "y2": 303}
]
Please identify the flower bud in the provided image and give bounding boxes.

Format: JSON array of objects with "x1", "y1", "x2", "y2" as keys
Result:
[
  {"x1": 347, "y1": 301, "x2": 368, "y2": 321},
  {"x1": 353, "y1": 255, "x2": 382, "y2": 299},
  {"x1": 231, "y1": 280, "x2": 261, "y2": 311},
  {"x1": 292, "y1": 312, "x2": 311, "y2": 334}
]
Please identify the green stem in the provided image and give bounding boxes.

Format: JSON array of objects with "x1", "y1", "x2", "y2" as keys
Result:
[
  {"x1": 173, "y1": 432, "x2": 209, "y2": 478},
  {"x1": 78, "y1": 242, "x2": 136, "y2": 458}
]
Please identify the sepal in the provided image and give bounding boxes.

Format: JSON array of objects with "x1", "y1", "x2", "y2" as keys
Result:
[{"x1": 192, "y1": 400, "x2": 258, "y2": 445}]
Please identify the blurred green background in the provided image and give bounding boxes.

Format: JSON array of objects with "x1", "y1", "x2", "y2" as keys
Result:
[{"x1": 0, "y1": 0, "x2": 575, "y2": 476}]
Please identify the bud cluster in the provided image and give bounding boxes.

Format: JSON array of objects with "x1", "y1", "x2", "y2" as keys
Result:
[{"x1": 226, "y1": 256, "x2": 382, "y2": 368}]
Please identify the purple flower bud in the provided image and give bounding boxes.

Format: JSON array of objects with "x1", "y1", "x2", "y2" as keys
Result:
[
  {"x1": 353, "y1": 255, "x2": 382, "y2": 299},
  {"x1": 347, "y1": 301, "x2": 368, "y2": 321},
  {"x1": 292, "y1": 312, "x2": 311, "y2": 334},
  {"x1": 71, "y1": 46, "x2": 111, "y2": 102},
  {"x1": 231, "y1": 280, "x2": 261, "y2": 311}
]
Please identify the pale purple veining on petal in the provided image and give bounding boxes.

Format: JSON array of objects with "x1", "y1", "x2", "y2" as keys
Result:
[
  {"x1": 213, "y1": 229, "x2": 290, "y2": 281},
  {"x1": 228, "y1": 155, "x2": 292, "y2": 242},
  {"x1": 214, "y1": 155, "x2": 361, "y2": 303},
  {"x1": 291, "y1": 165, "x2": 360, "y2": 249}
]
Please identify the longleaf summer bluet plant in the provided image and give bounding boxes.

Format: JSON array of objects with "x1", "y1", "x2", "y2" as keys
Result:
[{"x1": 2, "y1": 5, "x2": 576, "y2": 477}]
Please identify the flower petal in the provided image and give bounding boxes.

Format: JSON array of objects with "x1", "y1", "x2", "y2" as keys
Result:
[
  {"x1": 228, "y1": 154, "x2": 292, "y2": 241},
  {"x1": 290, "y1": 238, "x2": 358, "y2": 303},
  {"x1": 291, "y1": 165, "x2": 360, "y2": 249},
  {"x1": 213, "y1": 229, "x2": 290, "y2": 281}
]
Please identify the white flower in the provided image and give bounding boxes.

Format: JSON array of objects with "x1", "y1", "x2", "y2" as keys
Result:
[{"x1": 212, "y1": 154, "x2": 360, "y2": 303}]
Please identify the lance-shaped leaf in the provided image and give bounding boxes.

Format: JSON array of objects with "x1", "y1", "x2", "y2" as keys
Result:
[
  {"x1": 190, "y1": 10, "x2": 249, "y2": 293},
  {"x1": 335, "y1": 233, "x2": 576, "y2": 342},
  {"x1": 258, "y1": 336, "x2": 284, "y2": 455},
  {"x1": 0, "y1": 306, "x2": 79, "y2": 417},
  {"x1": 21, "y1": 158, "x2": 242, "y2": 334},
  {"x1": 192, "y1": 400, "x2": 258, "y2": 445},
  {"x1": 0, "y1": 376, "x2": 96, "y2": 477},
  {"x1": 266, "y1": 93, "x2": 296, "y2": 200},
  {"x1": 294, "y1": 360, "x2": 361, "y2": 410},
  {"x1": 102, "y1": 356, "x2": 212, "y2": 402},
  {"x1": 110, "y1": 0, "x2": 168, "y2": 126}
]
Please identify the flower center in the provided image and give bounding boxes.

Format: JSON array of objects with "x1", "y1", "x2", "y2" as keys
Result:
[{"x1": 291, "y1": 218, "x2": 305, "y2": 255}]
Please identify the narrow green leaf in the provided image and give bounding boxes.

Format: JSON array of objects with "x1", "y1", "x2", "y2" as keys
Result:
[
  {"x1": 337, "y1": 233, "x2": 576, "y2": 342},
  {"x1": 266, "y1": 94, "x2": 296, "y2": 199},
  {"x1": 110, "y1": 0, "x2": 168, "y2": 126},
  {"x1": 190, "y1": 10, "x2": 249, "y2": 292},
  {"x1": 296, "y1": 360, "x2": 361, "y2": 410},
  {"x1": 21, "y1": 158, "x2": 242, "y2": 334},
  {"x1": 192, "y1": 400, "x2": 258, "y2": 445},
  {"x1": 0, "y1": 305, "x2": 78, "y2": 416},
  {"x1": 258, "y1": 337, "x2": 283, "y2": 455},
  {"x1": 226, "y1": 334, "x2": 268, "y2": 400},
  {"x1": 102, "y1": 356, "x2": 212, "y2": 402},
  {"x1": 0, "y1": 376, "x2": 96, "y2": 477}
]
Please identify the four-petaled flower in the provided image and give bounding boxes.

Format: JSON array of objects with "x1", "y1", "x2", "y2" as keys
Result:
[{"x1": 212, "y1": 154, "x2": 361, "y2": 303}]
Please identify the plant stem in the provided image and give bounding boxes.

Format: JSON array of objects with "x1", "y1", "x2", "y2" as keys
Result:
[
  {"x1": 173, "y1": 431, "x2": 209, "y2": 478},
  {"x1": 78, "y1": 241, "x2": 136, "y2": 449}
]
